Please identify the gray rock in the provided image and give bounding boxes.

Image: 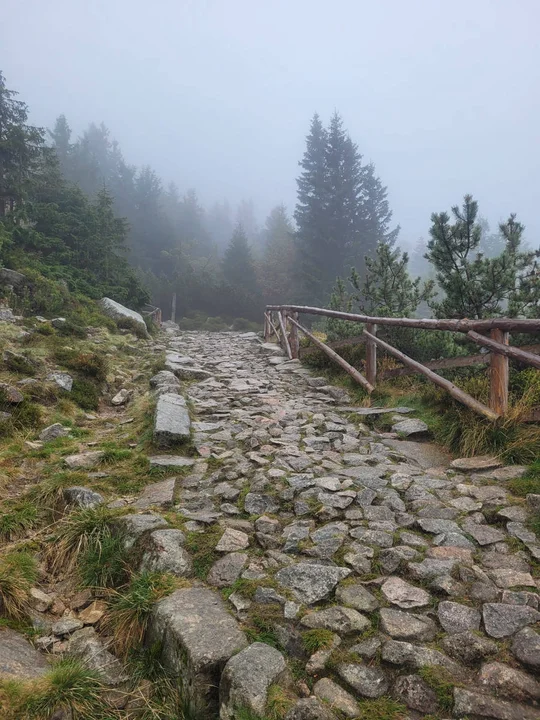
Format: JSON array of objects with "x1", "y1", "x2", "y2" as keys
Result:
[
  {"x1": 441, "y1": 630, "x2": 498, "y2": 666},
  {"x1": 153, "y1": 393, "x2": 191, "y2": 447},
  {"x1": 335, "y1": 582, "x2": 379, "y2": 611},
  {"x1": 244, "y1": 493, "x2": 279, "y2": 515},
  {"x1": 169, "y1": 365, "x2": 212, "y2": 380},
  {"x1": 437, "y1": 601, "x2": 481, "y2": 634},
  {"x1": 393, "y1": 674, "x2": 438, "y2": 714},
  {"x1": 207, "y1": 553, "x2": 248, "y2": 587},
  {"x1": 39, "y1": 423, "x2": 69, "y2": 442},
  {"x1": 52, "y1": 617, "x2": 83, "y2": 635},
  {"x1": 392, "y1": 418, "x2": 429, "y2": 436},
  {"x1": 313, "y1": 678, "x2": 359, "y2": 718},
  {"x1": 490, "y1": 568, "x2": 536, "y2": 588},
  {"x1": 381, "y1": 640, "x2": 468, "y2": 681},
  {"x1": 111, "y1": 388, "x2": 131, "y2": 406},
  {"x1": 349, "y1": 527, "x2": 393, "y2": 547},
  {"x1": 478, "y1": 661, "x2": 540, "y2": 703},
  {"x1": 64, "y1": 451, "x2": 104, "y2": 469},
  {"x1": 0, "y1": 307, "x2": 16, "y2": 322},
  {"x1": 134, "y1": 477, "x2": 176, "y2": 509},
  {"x1": 275, "y1": 563, "x2": 350, "y2": 605},
  {"x1": 116, "y1": 513, "x2": 169, "y2": 549},
  {"x1": 483, "y1": 603, "x2": 540, "y2": 638},
  {"x1": 0, "y1": 628, "x2": 49, "y2": 679},
  {"x1": 451, "y1": 456, "x2": 502, "y2": 472},
  {"x1": 100, "y1": 297, "x2": 149, "y2": 337},
  {"x1": 149, "y1": 587, "x2": 248, "y2": 712},
  {"x1": 511, "y1": 627, "x2": 540, "y2": 669},
  {"x1": 140, "y1": 529, "x2": 192, "y2": 576},
  {"x1": 417, "y1": 517, "x2": 461, "y2": 534},
  {"x1": 148, "y1": 455, "x2": 196, "y2": 468},
  {"x1": 381, "y1": 577, "x2": 430, "y2": 609},
  {"x1": 349, "y1": 636, "x2": 382, "y2": 659},
  {"x1": 216, "y1": 528, "x2": 249, "y2": 552},
  {"x1": 462, "y1": 519, "x2": 506, "y2": 545},
  {"x1": 336, "y1": 663, "x2": 388, "y2": 698},
  {"x1": 150, "y1": 370, "x2": 180, "y2": 390},
  {"x1": 0, "y1": 267, "x2": 26, "y2": 287},
  {"x1": 453, "y1": 688, "x2": 540, "y2": 720},
  {"x1": 68, "y1": 627, "x2": 128, "y2": 686},
  {"x1": 379, "y1": 608, "x2": 437, "y2": 642},
  {"x1": 300, "y1": 606, "x2": 370, "y2": 634},
  {"x1": 63, "y1": 486, "x2": 104, "y2": 508},
  {"x1": 408, "y1": 558, "x2": 457, "y2": 580},
  {"x1": 285, "y1": 697, "x2": 338, "y2": 720},
  {"x1": 0, "y1": 383, "x2": 23, "y2": 403},
  {"x1": 46, "y1": 371, "x2": 73, "y2": 392},
  {"x1": 219, "y1": 642, "x2": 288, "y2": 719}
]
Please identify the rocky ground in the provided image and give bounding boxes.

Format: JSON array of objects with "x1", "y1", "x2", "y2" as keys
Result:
[{"x1": 1, "y1": 320, "x2": 540, "y2": 720}]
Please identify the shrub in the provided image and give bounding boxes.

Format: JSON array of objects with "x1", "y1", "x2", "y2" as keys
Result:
[
  {"x1": 69, "y1": 378, "x2": 100, "y2": 411},
  {"x1": 53, "y1": 348, "x2": 107, "y2": 382}
]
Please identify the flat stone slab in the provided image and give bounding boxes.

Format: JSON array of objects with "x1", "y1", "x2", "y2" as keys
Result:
[
  {"x1": 450, "y1": 456, "x2": 502, "y2": 472},
  {"x1": 134, "y1": 477, "x2": 176, "y2": 509},
  {"x1": 336, "y1": 406, "x2": 414, "y2": 416},
  {"x1": 148, "y1": 455, "x2": 196, "y2": 468},
  {"x1": 153, "y1": 393, "x2": 191, "y2": 447},
  {"x1": 392, "y1": 419, "x2": 429, "y2": 437},
  {"x1": 382, "y1": 439, "x2": 450, "y2": 469},
  {"x1": 64, "y1": 451, "x2": 104, "y2": 469},
  {"x1": 0, "y1": 628, "x2": 49, "y2": 680},
  {"x1": 381, "y1": 577, "x2": 430, "y2": 609},
  {"x1": 275, "y1": 563, "x2": 350, "y2": 605},
  {"x1": 150, "y1": 588, "x2": 247, "y2": 711}
]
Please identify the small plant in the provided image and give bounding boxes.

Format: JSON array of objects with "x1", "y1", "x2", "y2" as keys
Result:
[
  {"x1": 78, "y1": 529, "x2": 128, "y2": 589},
  {"x1": 46, "y1": 505, "x2": 122, "y2": 576},
  {"x1": 419, "y1": 665, "x2": 455, "y2": 712},
  {"x1": 265, "y1": 685, "x2": 296, "y2": 720},
  {"x1": 184, "y1": 527, "x2": 222, "y2": 580},
  {"x1": 301, "y1": 628, "x2": 335, "y2": 654},
  {"x1": 356, "y1": 697, "x2": 407, "y2": 720},
  {"x1": 0, "y1": 551, "x2": 38, "y2": 620},
  {"x1": 0, "y1": 502, "x2": 39, "y2": 541},
  {"x1": 70, "y1": 378, "x2": 100, "y2": 411},
  {"x1": 3, "y1": 657, "x2": 108, "y2": 719},
  {"x1": 103, "y1": 571, "x2": 177, "y2": 657},
  {"x1": 508, "y1": 460, "x2": 540, "y2": 497}
]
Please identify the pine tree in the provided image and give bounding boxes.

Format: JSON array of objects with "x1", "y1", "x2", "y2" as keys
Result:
[
  {"x1": 426, "y1": 194, "x2": 538, "y2": 319},
  {"x1": 222, "y1": 224, "x2": 259, "y2": 293},
  {"x1": 48, "y1": 115, "x2": 72, "y2": 176},
  {"x1": 294, "y1": 113, "x2": 328, "y2": 303},
  {"x1": 260, "y1": 205, "x2": 296, "y2": 302},
  {"x1": 0, "y1": 71, "x2": 45, "y2": 215}
]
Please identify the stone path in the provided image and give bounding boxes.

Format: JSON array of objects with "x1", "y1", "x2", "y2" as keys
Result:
[{"x1": 142, "y1": 328, "x2": 540, "y2": 719}]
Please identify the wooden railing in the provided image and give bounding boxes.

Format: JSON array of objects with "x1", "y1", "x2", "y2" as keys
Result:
[{"x1": 264, "y1": 305, "x2": 540, "y2": 421}]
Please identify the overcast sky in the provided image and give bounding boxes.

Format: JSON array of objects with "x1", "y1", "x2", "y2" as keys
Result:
[{"x1": 4, "y1": 0, "x2": 540, "y2": 246}]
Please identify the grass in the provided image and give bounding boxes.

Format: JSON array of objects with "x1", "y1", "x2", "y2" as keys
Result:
[
  {"x1": 0, "y1": 657, "x2": 112, "y2": 720},
  {"x1": 46, "y1": 505, "x2": 123, "y2": 576},
  {"x1": 356, "y1": 697, "x2": 408, "y2": 720},
  {"x1": 0, "y1": 502, "x2": 39, "y2": 541},
  {"x1": 419, "y1": 665, "x2": 456, "y2": 713},
  {"x1": 245, "y1": 606, "x2": 283, "y2": 648},
  {"x1": 301, "y1": 628, "x2": 336, "y2": 654},
  {"x1": 184, "y1": 526, "x2": 222, "y2": 580},
  {"x1": 508, "y1": 459, "x2": 540, "y2": 496},
  {"x1": 103, "y1": 571, "x2": 178, "y2": 657},
  {"x1": 265, "y1": 685, "x2": 296, "y2": 720},
  {"x1": 0, "y1": 551, "x2": 38, "y2": 620},
  {"x1": 78, "y1": 529, "x2": 129, "y2": 589}
]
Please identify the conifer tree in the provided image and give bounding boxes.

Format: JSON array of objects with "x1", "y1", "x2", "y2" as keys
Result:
[
  {"x1": 222, "y1": 223, "x2": 259, "y2": 294},
  {"x1": 260, "y1": 204, "x2": 296, "y2": 302}
]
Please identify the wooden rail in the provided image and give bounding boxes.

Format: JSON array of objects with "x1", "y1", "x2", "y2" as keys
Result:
[{"x1": 264, "y1": 305, "x2": 540, "y2": 420}]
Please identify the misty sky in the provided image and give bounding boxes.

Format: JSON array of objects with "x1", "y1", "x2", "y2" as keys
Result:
[{"x1": 4, "y1": 0, "x2": 540, "y2": 247}]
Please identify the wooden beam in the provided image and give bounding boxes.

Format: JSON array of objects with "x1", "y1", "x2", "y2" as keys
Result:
[
  {"x1": 266, "y1": 304, "x2": 540, "y2": 334},
  {"x1": 363, "y1": 329, "x2": 500, "y2": 420},
  {"x1": 288, "y1": 311, "x2": 300, "y2": 359},
  {"x1": 467, "y1": 331, "x2": 540, "y2": 370},
  {"x1": 488, "y1": 328, "x2": 509, "y2": 416},
  {"x1": 289, "y1": 316, "x2": 374, "y2": 393},
  {"x1": 265, "y1": 312, "x2": 281, "y2": 343},
  {"x1": 278, "y1": 310, "x2": 292, "y2": 359},
  {"x1": 365, "y1": 323, "x2": 377, "y2": 387}
]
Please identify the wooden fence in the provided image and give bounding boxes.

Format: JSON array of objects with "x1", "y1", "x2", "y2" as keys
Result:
[{"x1": 264, "y1": 305, "x2": 540, "y2": 421}]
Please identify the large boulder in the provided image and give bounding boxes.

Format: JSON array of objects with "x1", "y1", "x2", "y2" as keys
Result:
[
  {"x1": 68, "y1": 627, "x2": 128, "y2": 686},
  {"x1": 0, "y1": 267, "x2": 27, "y2": 287},
  {"x1": 219, "y1": 642, "x2": 289, "y2": 719},
  {"x1": 100, "y1": 297, "x2": 149, "y2": 337},
  {"x1": 149, "y1": 587, "x2": 248, "y2": 712},
  {"x1": 153, "y1": 393, "x2": 191, "y2": 447},
  {"x1": 0, "y1": 627, "x2": 49, "y2": 680}
]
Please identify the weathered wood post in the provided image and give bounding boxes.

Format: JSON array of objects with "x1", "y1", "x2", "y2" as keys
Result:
[
  {"x1": 263, "y1": 312, "x2": 270, "y2": 341},
  {"x1": 489, "y1": 328, "x2": 509, "y2": 416},
  {"x1": 289, "y1": 311, "x2": 300, "y2": 359},
  {"x1": 365, "y1": 323, "x2": 377, "y2": 387},
  {"x1": 171, "y1": 292, "x2": 177, "y2": 323},
  {"x1": 278, "y1": 310, "x2": 293, "y2": 359}
]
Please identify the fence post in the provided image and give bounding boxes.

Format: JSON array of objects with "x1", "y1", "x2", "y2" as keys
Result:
[
  {"x1": 289, "y1": 312, "x2": 299, "y2": 358},
  {"x1": 489, "y1": 328, "x2": 509, "y2": 416},
  {"x1": 278, "y1": 310, "x2": 293, "y2": 359},
  {"x1": 171, "y1": 292, "x2": 177, "y2": 323},
  {"x1": 365, "y1": 323, "x2": 377, "y2": 387}
]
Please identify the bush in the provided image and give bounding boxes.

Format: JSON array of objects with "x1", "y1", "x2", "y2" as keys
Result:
[
  {"x1": 53, "y1": 348, "x2": 107, "y2": 382},
  {"x1": 70, "y1": 379, "x2": 100, "y2": 411}
]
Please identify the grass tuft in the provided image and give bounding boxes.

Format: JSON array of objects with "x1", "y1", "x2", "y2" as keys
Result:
[
  {"x1": 419, "y1": 665, "x2": 456, "y2": 712},
  {"x1": 301, "y1": 628, "x2": 335, "y2": 654},
  {"x1": 103, "y1": 571, "x2": 177, "y2": 657},
  {"x1": 356, "y1": 697, "x2": 407, "y2": 720},
  {"x1": 0, "y1": 551, "x2": 38, "y2": 620},
  {"x1": 265, "y1": 684, "x2": 296, "y2": 720}
]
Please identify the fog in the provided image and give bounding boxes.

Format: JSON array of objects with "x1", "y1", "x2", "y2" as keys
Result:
[{"x1": 4, "y1": 0, "x2": 540, "y2": 245}]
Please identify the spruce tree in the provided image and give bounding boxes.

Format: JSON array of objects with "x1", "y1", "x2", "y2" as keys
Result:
[
  {"x1": 260, "y1": 205, "x2": 296, "y2": 302},
  {"x1": 294, "y1": 113, "x2": 328, "y2": 303},
  {"x1": 222, "y1": 224, "x2": 259, "y2": 294},
  {"x1": 48, "y1": 115, "x2": 72, "y2": 176}
]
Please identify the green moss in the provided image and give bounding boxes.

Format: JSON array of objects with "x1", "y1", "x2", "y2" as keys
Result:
[
  {"x1": 419, "y1": 665, "x2": 456, "y2": 712},
  {"x1": 301, "y1": 628, "x2": 335, "y2": 653},
  {"x1": 184, "y1": 526, "x2": 222, "y2": 580}
]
